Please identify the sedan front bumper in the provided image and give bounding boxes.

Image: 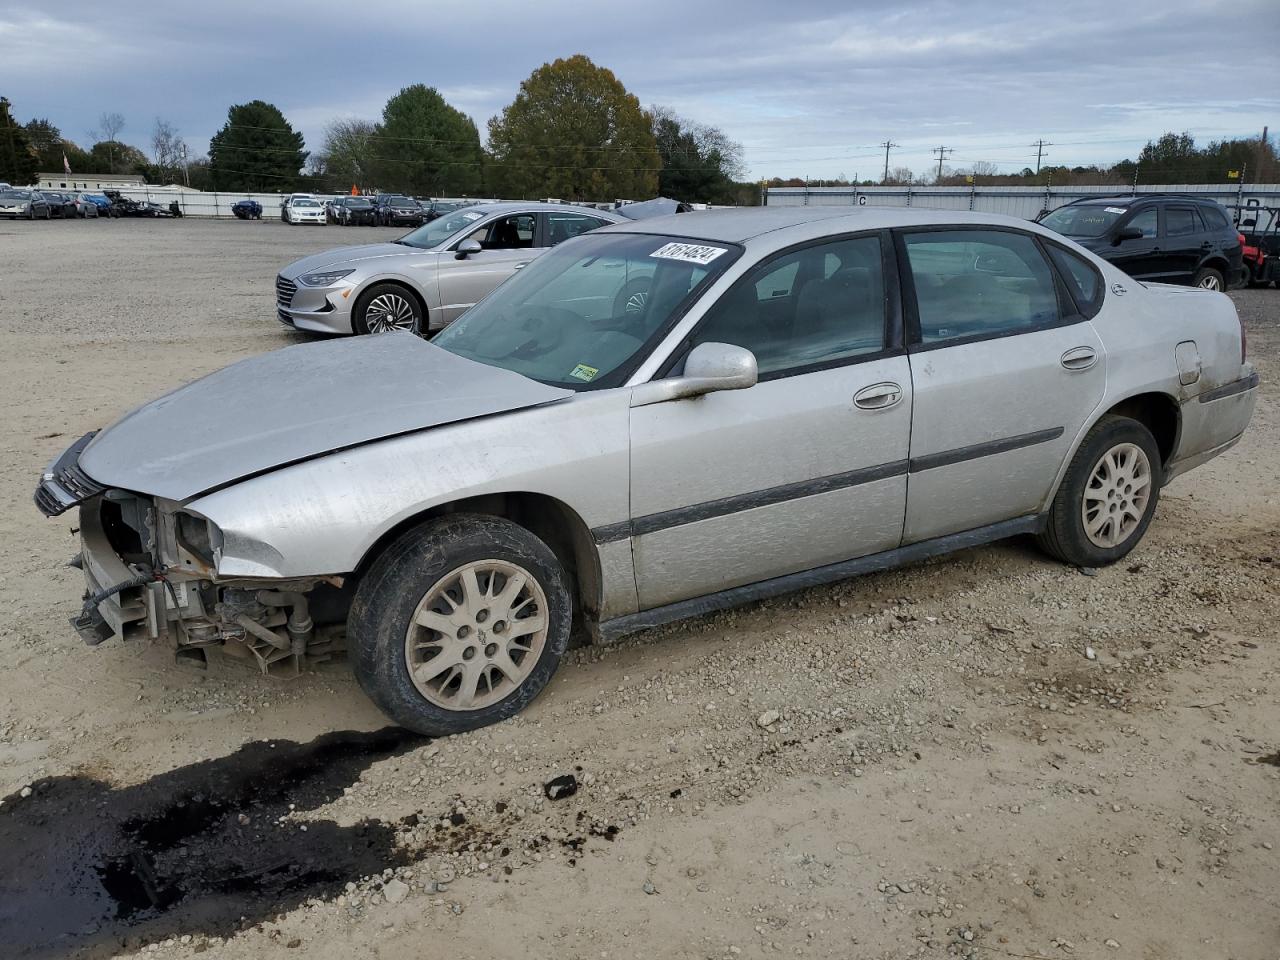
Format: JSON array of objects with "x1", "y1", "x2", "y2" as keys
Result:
[{"x1": 275, "y1": 274, "x2": 356, "y2": 334}]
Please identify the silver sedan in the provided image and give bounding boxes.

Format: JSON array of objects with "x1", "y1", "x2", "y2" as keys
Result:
[
  {"x1": 275, "y1": 202, "x2": 625, "y2": 335},
  {"x1": 39, "y1": 208, "x2": 1259, "y2": 736}
]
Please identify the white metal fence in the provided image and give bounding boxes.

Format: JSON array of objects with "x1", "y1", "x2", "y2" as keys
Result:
[{"x1": 766, "y1": 183, "x2": 1280, "y2": 221}]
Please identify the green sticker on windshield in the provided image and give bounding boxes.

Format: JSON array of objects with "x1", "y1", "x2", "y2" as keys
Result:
[{"x1": 568, "y1": 363, "x2": 599, "y2": 382}]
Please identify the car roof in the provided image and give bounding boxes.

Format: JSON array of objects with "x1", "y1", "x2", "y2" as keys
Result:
[
  {"x1": 458, "y1": 201, "x2": 624, "y2": 220},
  {"x1": 594, "y1": 206, "x2": 1048, "y2": 245}
]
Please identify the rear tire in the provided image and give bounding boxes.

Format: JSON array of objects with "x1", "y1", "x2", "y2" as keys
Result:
[
  {"x1": 350, "y1": 514, "x2": 571, "y2": 736},
  {"x1": 1193, "y1": 266, "x2": 1224, "y2": 291},
  {"x1": 1037, "y1": 415, "x2": 1162, "y2": 567}
]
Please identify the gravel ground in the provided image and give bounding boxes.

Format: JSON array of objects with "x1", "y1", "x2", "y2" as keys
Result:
[{"x1": 1, "y1": 218, "x2": 1277, "y2": 960}]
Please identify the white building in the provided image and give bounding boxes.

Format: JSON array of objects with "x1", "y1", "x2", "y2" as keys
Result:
[{"x1": 37, "y1": 172, "x2": 147, "y2": 192}]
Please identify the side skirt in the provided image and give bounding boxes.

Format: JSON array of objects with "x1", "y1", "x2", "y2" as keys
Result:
[{"x1": 594, "y1": 514, "x2": 1046, "y2": 644}]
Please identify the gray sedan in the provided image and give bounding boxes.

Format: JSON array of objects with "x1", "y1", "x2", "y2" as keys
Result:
[
  {"x1": 275, "y1": 202, "x2": 625, "y2": 335},
  {"x1": 0, "y1": 188, "x2": 51, "y2": 219},
  {"x1": 38, "y1": 208, "x2": 1259, "y2": 736}
]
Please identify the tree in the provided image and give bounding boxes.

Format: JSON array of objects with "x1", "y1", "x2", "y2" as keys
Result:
[
  {"x1": 151, "y1": 118, "x2": 187, "y2": 184},
  {"x1": 374, "y1": 86, "x2": 482, "y2": 196},
  {"x1": 91, "y1": 111, "x2": 126, "y2": 170},
  {"x1": 0, "y1": 98, "x2": 37, "y2": 185},
  {"x1": 487, "y1": 55, "x2": 660, "y2": 200},
  {"x1": 87, "y1": 141, "x2": 149, "y2": 175},
  {"x1": 318, "y1": 117, "x2": 377, "y2": 191},
  {"x1": 24, "y1": 118, "x2": 66, "y2": 171},
  {"x1": 649, "y1": 105, "x2": 744, "y2": 204},
  {"x1": 208, "y1": 100, "x2": 307, "y2": 191}
]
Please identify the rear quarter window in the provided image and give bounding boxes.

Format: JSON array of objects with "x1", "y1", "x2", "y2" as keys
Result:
[{"x1": 1045, "y1": 244, "x2": 1104, "y2": 317}]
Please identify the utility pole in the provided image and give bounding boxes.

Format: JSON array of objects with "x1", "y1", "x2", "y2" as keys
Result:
[
  {"x1": 932, "y1": 145, "x2": 953, "y2": 183},
  {"x1": 880, "y1": 140, "x2": 897, "y2": 183},
  {"x1": 1031, "y1": 139, "x2": 1052, "y2": 175}
]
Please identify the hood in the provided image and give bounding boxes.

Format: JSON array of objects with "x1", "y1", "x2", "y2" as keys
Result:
[
  {"x1": 78, "y1": 334, "x2": 573, "y2": 501},
  {"x1": 282, "y1": 243, "x2": 431, "y2": 276}
]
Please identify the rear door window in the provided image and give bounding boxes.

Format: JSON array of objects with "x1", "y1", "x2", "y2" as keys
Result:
[
  {"x1": 902, "y1": 230, "x2": 1062, "y2": 346},
  {"x1": 1166, "y1": 207, "x2": 1201, "y2": 237}
]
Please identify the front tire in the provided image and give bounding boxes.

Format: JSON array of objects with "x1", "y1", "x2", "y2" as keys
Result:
[
  {"x1": 353, "y1": 282, "x2": 423, "y2": 335},
  {"x1": 350, "y1": 514, "x2": 571, "y2": 736},
  {"x1": 1193, "y1": 266, "x2": 1224, "y2": 291},
  {"x1": 1038, "y1": 415, "x2": 1161, "y2": 567}
]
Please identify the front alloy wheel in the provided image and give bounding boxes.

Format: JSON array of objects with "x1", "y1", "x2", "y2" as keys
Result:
[
  {"x1": 350, "y1": 514, "x2": 571, "y2": 736},
  {"x1": 405, "y1": 560, "x2": 548, "y2": 710},
  {"x1": 354, "y1": 283, "x2": 423, "y2": 335}
]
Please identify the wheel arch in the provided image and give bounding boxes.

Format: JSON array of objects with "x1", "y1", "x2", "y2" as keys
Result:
[
  {"x1": 351, "y1": 491, "x2": 602, "y2": 637},
  {"x1": 1197, "y1": 255, "x2": 1230, "y2": 279},
  {"x1": 1046, "y1": 390, "x2": 1181, "y2": 510},
  {"x1": 353, "y1": 276, "x2": 431, "y2": 330}
]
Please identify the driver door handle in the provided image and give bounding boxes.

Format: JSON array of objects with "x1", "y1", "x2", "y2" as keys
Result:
[
  {"x1": 1060, "y1": 346, "x2": 1098, "y2": 371},
  {"x1": 853, "y1": 382, "x2": 903, "y2": 410},
  {"x1": 513, "y1": 261, "x2": 529, "y2": 270}
]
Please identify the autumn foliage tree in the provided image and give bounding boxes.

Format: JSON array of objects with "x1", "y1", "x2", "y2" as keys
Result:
[{"x1": 487, "y1": 55, "x2": 660, "y2": 200}]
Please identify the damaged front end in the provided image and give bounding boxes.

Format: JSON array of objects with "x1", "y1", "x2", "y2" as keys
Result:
[{"x1": 37, "y1": 434, "x2": 337, "y2": 676}]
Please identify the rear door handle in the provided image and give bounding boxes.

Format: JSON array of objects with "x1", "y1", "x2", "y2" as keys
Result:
[
  {"x1": 1060, "y1": 346, "x2": 1098, "y2": 371},
  {"x1": 513, "y1": 262, "x2": 529, "y2": 270},
  {"x1": 853, "y1": 382, "x2": 903, "y2": 410}
]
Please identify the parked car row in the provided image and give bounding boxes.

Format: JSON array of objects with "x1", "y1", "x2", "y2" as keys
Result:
[
  {"x1": 0, "y1": 187, "x2": 117, "y2": 220},
  {"x1": 274, "y1": 193, "x2": 478, "y2": 227},
  {"x1": 40, "y1": 205, "x2": 1259, "y2": 737}
]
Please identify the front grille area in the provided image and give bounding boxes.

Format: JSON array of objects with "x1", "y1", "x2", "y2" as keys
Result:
[
  {"x1": 276, "y1": 274, "x2": 297, "y2": 307},
  {"x1": 34, "y1": 432, "x2": 104, "y2": 517}
]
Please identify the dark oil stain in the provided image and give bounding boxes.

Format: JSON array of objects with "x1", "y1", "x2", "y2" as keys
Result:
[
  {"x1": 0, "y1": 727, "x2": 422, "y2": 959},
  {"x1": 1256, "y1": 751, "x2": 1280, "y2": 768}
]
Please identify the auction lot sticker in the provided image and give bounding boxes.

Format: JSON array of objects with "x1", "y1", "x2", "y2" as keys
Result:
[{"x1": 650, "y1": 242, "x2": 726, "y2": 265}]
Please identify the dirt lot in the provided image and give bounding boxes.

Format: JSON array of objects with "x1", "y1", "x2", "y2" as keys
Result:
[{"x1": 1, "y1": 218, "x2": 1277, "y2": 960}]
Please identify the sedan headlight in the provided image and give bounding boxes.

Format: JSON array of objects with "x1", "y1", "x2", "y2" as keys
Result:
[{"x1": 298, "y1": 268, "x2": 355, "y2": 286}]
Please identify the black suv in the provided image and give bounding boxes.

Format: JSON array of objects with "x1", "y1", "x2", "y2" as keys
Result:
[
  {"x1": 373, "y1": 194, "x2": 423, "y2": 227},
  {"x1": 1038, "y1": 195, "x2": 1243, "y2": 291}
]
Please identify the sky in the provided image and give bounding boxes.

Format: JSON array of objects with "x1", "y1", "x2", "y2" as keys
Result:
[{"x1": 2, "y1": 0, "x2": 1277, "y2": 182}]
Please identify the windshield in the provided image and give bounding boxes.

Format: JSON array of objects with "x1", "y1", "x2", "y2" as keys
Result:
[
  {"x1": 293, "y1": 199, "x2": 321, "y2": 208},
  {"x1": 1, "y1": 190, "x2": 31, "y2": 200},
  {"x1": 397, "y1": 208, "x2": 489, "y2": 248},
  {"x1": 1040, "y1": 204, "x2": 1126, "y2": 238},
  {"x1": 432, "y1": 232, "x2": 737, "y2": 390},
  {"x1": 384, "y1": 196, "x2": 413, "y2": 205}
]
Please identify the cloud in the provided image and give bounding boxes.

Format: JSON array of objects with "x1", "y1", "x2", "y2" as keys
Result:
[{"x1": 1, "y1": 0, "x2": 1274, "y2": 180}]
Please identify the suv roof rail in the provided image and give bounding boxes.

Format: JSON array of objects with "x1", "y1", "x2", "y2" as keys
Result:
[{"x1": 1063, "y1": 192, "x2": 1228, "y2": 206}]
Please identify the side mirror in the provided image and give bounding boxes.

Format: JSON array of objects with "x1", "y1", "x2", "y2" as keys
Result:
[
  {"x1": 631, "y1": 342, "x2": 758, "y2": 406},
  {"x1": 455, "y1": 239, "x2": 482, "y2": 260},
  {"x1": 1114, "y1": 226, "x2": 1144, "y2": 244}
]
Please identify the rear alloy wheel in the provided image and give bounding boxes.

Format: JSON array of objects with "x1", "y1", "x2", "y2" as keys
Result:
[
  {"x1": 1193, "y1": 266, "x2": 1224, "y2": 291},
  {"x1": 354, "y1": 283, "x2": 423, "y2": 335},
  {"x1": 1037, "y1": 415, "x2": 1161, "y2": 567},
  {"x1": 350, "y1": 514, "x2": 571, "y2": 736}
]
